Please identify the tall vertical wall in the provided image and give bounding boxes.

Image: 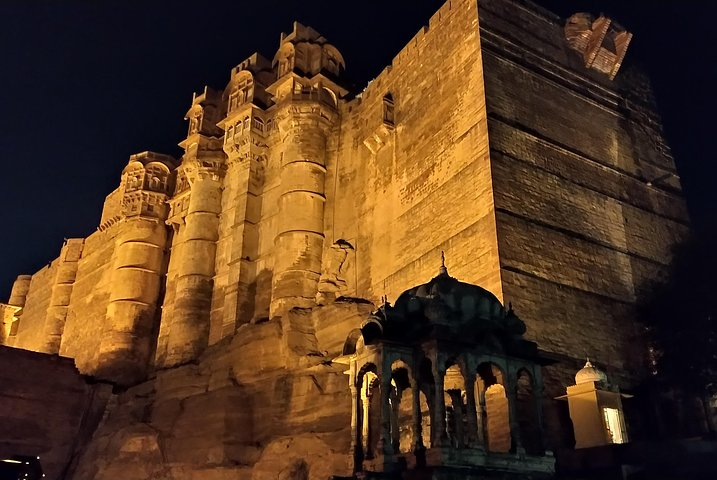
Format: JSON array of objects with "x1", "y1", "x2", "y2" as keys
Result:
[
  {"x1": 476, "y1": 0, "x2": 690, "y2": 446},
  {"x1": 332, "y1": 0, "x2": 501, "y2": 304}
]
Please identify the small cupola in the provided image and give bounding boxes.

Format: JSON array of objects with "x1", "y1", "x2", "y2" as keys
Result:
[
  {"x1": 559, "y1": 357, "x2": 630, "y2": 449},
  {"x1": 574, "y1": 359, "x2": 608, "y2": 386}
]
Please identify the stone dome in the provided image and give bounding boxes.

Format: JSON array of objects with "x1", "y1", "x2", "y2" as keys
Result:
[
  {"x1": 389, "y1": 264, "x2": 526, "y2": 337},
  {"x1": 575, "y1": 360, "x2": 608, "y2": 385}
]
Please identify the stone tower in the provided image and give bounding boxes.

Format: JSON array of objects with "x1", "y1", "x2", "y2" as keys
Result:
[
  {"x1": 156, "y1": 88, "x2": 225, "y2": 368},
  {"x1": 95, "y1": 152, "x2": 174, "y2": 385},
  {"x1": 268, "y1": 23, "x2": 346, "y2": 318}
]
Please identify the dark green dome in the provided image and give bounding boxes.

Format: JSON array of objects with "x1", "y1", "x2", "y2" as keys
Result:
[{"x1": 373, "y1": 266, "x2": 526, "y2": 342}]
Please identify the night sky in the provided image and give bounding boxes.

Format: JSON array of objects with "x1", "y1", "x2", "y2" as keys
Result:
[{"x1": 1, "y1": 1, "x2": 715, "y2": 296}]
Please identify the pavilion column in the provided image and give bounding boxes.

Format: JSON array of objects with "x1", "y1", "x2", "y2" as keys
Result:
[
  {"x1": 378, "y1": 376, "x2": 394, "y2": 455},
  {"x1": 476, "y1": 390, "x2": 487, "y2": 449},
  {"x1": 447, "y1": 390, "x2": 465, "y2": 447},
  {"x1": 390, "y1": 388, "x2": 401, "y2": 451},
  {"x1": 532, "y1": 368, "x2": 546, "y2": 454},
  {"x1": 362, "y1": 388, "x2": 371, "y2": 457},
  {"x1": 464, "y1": 372, "x2": 479, "y2": 448},
  {"x1": 506, "y1": 378, "x2": 524, "y2": 453},
  {"x1": 433, "y1": 368, "x2": 448, "y2": 447},
  {"x1": 411, "y1": 378, "x2": 424, "y2": 452},
  {"x1": 350, "y1": 378, "x2": 361, "y2": 471}
]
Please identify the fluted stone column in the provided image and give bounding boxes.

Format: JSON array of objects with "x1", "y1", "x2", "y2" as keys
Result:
[
  {"x1": 163, "y1": 166, "x2": 223, "y2": 366},
  {"x1": 271, "y1": 106, "x2": 336, "y2": 317},
  {"x1": 41, "y1": 239, "x2": 83, "y2": 354},
  {"x1": 8, "y1": 275, "x2": 31, "y2": 307},
  {"x1": 97, "y1": 217, "x2": 167, "y2": 385}
]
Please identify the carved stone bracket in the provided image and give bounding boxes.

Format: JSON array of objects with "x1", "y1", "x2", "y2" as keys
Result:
[
  {"x1": 362, "y1": 123, "x2": 394, "y2": 155},
  {"x1": 565, "y1": 13, "x2": 632, "y2": 80}
]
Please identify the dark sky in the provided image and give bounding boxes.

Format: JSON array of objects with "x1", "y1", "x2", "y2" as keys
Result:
[{"x1": 1, "y1": 0, "x2": 715, "y2": 297}]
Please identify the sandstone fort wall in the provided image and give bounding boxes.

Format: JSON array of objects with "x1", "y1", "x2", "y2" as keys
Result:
[
  {"x1": 477, "y1": 0, "x2": 690, "y2": 444},
  {"x1": 0, "y1": 0, "x2": 693, "y2": 474},
  {"x1": 335, "y1": 0, "x2": 502, "y2": 304}
]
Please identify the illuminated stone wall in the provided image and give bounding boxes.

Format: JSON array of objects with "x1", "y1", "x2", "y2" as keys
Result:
[
  {"x1": 477, "y1": 0, "x2": 690, "y2": 445},
  {"x1": 11, "y1": 240, "x2": 83, "y2": 354},
  {"x1": 0, "y1": 0, "x2": 691, "y2": 475},
  {"x1": 332, "y1": 0, "x2": 502, "y2": 305},
  {"x1": 59, "y1": 227, "x2": 120, "y2": 374}
]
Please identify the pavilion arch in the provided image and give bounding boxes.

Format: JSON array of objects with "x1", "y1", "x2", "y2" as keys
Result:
[
  {"x1": 342, "y1": 328, "x2": 362, "y2": 356},
  {"x1": 443, "y1": 360, "x2": 468, "y2": 448},
  {"x1": 359, "y1": 318, "x2": 383, "y2": 344},
  {"x1": 476, "y1": 361, "x2": 511, "y2": 453},
  {"x1": 356, "y1": 362, "x2": 381, "y2": 461},
  {"x1": 389, "y1": 363, "x2": 414, "y2": 453}
]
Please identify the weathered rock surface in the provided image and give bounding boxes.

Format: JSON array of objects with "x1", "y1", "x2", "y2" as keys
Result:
[
  {"x1": 0, "y1": 347, "x2": 111, "y2": 480},
  {"x1": 70, "y1": 302, "x2": 364, "y2": 479}
]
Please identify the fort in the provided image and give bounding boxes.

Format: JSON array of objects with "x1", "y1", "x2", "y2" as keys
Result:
[{"x1": 0, "y1": 0, "x2": 697, "y2": 478}]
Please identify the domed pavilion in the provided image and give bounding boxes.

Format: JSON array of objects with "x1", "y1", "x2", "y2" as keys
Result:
[{"x1": 335, "y1": 257, "x2": 556, "y2": 478}]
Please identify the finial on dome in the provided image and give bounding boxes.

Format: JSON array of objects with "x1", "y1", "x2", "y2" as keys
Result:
[
  {"x1": 575, "y1": 356, "x2": 607, "y2": 385},
  {"x1": 439, "y1": 250, "x2": 448, "y2": 276}
]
